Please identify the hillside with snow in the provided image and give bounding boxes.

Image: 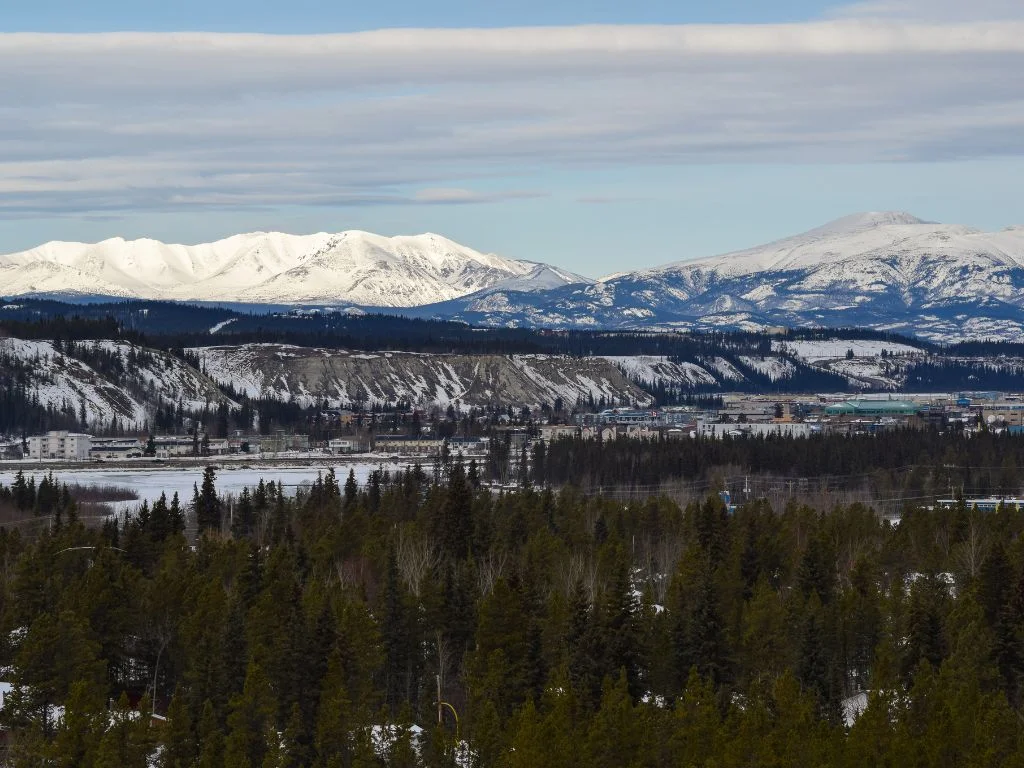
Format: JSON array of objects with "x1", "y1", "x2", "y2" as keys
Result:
[
  {"x1": 0, "y1": 231, "x2": 590, "y2": 308},
  {"x1": 189, "y1": 345, "x2": 654, "y2": 410},
  {"x1": 436, "y1": 212, "x2": 1024, "y2": 341},
  {"x1": 0, "y1": 338, "x2": 231, "y2": 428},
  {"x1": 4, "y1": 212, "x2": 1024, "y2": 340}
]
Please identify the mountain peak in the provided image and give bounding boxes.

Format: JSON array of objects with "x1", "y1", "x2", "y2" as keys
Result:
[
  {"x1": 0, "y1": 229, "x2": 584, "y2": 307},
  {"x1": 807, "y1": 211, "x2": 929, "y2": 237}
]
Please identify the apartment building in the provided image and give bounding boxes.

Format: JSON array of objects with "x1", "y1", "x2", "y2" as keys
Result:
[{"x1": 27, "y1": 431, "x2": 92, "y2": 461}]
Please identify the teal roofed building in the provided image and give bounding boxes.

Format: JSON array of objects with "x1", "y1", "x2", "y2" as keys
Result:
[{"x1": 825, "y1": 400, "x2": 920, "y2": 417}]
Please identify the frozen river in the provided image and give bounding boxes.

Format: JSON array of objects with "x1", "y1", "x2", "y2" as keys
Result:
[{"x1": 0, "y1": 461, "x2": 397, "y2": 509}]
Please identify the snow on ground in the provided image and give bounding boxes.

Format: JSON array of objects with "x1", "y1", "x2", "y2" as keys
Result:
[
  {"x1": 192, "y1": 345, "x2": 648, "y2": 409},
  {"x1": 603, "y1": 356, "x2": 718, "y2": 387},
  {"x1": 736, "y1": 355, "x2": 797, "y2": 382},
  {"x1": 0, "y1": 338, "x2": 149, "y2": 427},
  {"x1": 774, "y1": 339, "x2": 923, "y2": 361},
  {"x1": 209, "y1": 318, "x2": 236, "y2": 334},
  {"x1": 190, "y1": 345, "x2": 270, "y2": 399},
  {"x1": 842, "y1": 692, "x2": 869, "y2": 728},
  {"x1": 825, "y1": 358, "x2": 902, "y2": 389},
  {"x1": 703, "y1": 356, "x2": 747, "y2": 382},
  {"x1": 510, "y1": 355, "x2": 646, "y2": 407},
  {"x1": 90, "y1": 341, "x2": 231, "y2": 412},
  {"x1": 0, "y1": 462, "x2": 397, "y2": 510}
]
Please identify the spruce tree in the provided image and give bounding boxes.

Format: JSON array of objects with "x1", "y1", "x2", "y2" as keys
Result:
[{"x1": 195, "y1": 466, "x2": 222, "y2": 533}]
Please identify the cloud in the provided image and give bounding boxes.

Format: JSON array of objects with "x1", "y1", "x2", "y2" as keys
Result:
[
  {"x1": 412, "y1": 187, "x2": 545, "y2": 204},
  {"x1": 833, "y1": 0, "x2": 1024, "y2": 21},
  {"x1": 2, "y1": 21, "x2": 1024, "y2": 219},
  {"x1": 577, "y1": 195, "x2": 648, "y2": 205}
]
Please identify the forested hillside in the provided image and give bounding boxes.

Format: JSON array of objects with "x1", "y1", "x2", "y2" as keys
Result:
[{"x1": 0, "y1": 459, "x2": 1023, "y2": 765}]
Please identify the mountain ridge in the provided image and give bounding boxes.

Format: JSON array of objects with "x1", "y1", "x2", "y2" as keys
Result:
[
  {"x1": 4, "y1": 212, "x2": 1024, "y2": 341},
  {"x1": 0, "y1": 229, "x2": 592, "y2": 308},
  {"x1": 439, "y1": 212, "x2": 1024, "y2": 341}
]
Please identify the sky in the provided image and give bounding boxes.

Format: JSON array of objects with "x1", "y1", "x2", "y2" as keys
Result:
[{"x1": 2, "y1": 0, "x2": 1024, "y2": 277}]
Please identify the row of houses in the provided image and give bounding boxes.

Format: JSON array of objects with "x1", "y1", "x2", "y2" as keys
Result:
[
  {"x1": 370, "y1": 436, "x2": 489, "y2": 457},
  {"x1": 16, "y1": 431, "x2": 313, "y2": 462},
  {"x1": 538, "y1": 420, "x2": 818, "y2": 443}
]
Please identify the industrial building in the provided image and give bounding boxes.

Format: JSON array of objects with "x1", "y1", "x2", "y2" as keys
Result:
[{"x1": 824, "y1": 400, "x2": 920, "y2": 417}]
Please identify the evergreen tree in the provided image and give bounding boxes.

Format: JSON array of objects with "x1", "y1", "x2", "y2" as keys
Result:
[
  {"x1": 223, "y1": 661, "x2": 276, "y2": 768},
  {"x1": 195, "y1": 466, "x2": 222, "y2": 533}
]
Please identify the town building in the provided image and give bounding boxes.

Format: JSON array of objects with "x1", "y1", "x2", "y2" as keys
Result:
[
  {"x1": 0, "y1": 441, "x2": 23, "y2": 460},
  {"x1": 824, "y1": 400, "x2": 920, "y2": 417},
  {"x1": 374, "y1": 436, "x2": 446, "y2": 456},
  {"x1": 27, "y1": 431, "x2": 92, "y2": 461},
  {"x1": 446, "y1": 437, "x2": 489, "y2": 457},
  {"x1": 89, "y1": 437, "x2": 144, "y2": 460},
  {"x1": 328, "y1": 437, "x2": 365, "y2": 454},
  {"x1": 256, "y1": 433, "x2": 310, "y2": 453},
  {"x1": 537, "y1": 425, "x2": 580, "y2": 443}
]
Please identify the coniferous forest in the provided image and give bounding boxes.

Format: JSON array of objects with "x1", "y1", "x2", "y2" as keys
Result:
[{"x1": 1, "y1": 453, "x2": 1024, "y2": 765}]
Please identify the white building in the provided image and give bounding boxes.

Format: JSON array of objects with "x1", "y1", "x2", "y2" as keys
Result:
[
  {"x1": 27, "y1": 431, "x2": 92, "y2": 461},
  {"x1": 328, "y1": 437, "x2": 360, "y2": 454},
  {"x1": 89, "y1": 437, "x2": 144, "y2": 460},
  {"x1": 537, "y1": 425, "x2": 580, "y2": 443}
]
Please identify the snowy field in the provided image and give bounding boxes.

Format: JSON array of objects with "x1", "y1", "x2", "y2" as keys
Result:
[
  {"x1": 0, "y1": 461, "x2": 396, "y2": 509},
  {"x1": 772, "y1": 339, "x2": 922, "y2": 360}
]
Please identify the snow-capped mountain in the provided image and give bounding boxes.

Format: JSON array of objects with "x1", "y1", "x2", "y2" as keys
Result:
[
  {"x1": 6, "y1": 213, "x2": 1024, "y2": 341},
  {"x1": 438, "y1": 212, "x2": 1024, "y2": 341},
  {"x1": 0, "y1": 230, "x2": 591, "y2": 307}
]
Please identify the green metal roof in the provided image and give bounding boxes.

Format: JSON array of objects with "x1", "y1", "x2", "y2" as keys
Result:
[{"x1": 825, "y1": 400, "x2": 919, "y2": 415}]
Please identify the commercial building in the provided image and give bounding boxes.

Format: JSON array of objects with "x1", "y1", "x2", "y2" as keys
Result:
[
  {"x1": 824, "y1": 400, "x2": 919, "y2": 417},
  {"x1": 27, "y1": 431, "x2": 92, "y2": 461},
  {"x1": 89, "y1": 437, "x2": 143, "y2": 460},
  {"x1": 537, "y1": 425, "x2": 580, "y2": 443},
  {"x1": 328, "y1": 437, "x2": 364, "y2": 454},
  {"x1": 374, "y1": 436, "x2": 446, "y2": 456}
]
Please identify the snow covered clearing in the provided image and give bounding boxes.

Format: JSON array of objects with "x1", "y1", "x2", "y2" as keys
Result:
[{"x1": 774, "y1": 339, "x2": 923, "y2": 361}]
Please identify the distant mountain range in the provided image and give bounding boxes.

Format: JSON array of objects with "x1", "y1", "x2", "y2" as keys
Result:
[
  {"x1": 0, "y1": 230, "x2": 590, "y2": 308},
  {"x1": 427, "y1": 212, "x2": 1024, "y2": 342},
  {"x1": 4, "y1": 212, "x2": 1024, "y2": 341}
]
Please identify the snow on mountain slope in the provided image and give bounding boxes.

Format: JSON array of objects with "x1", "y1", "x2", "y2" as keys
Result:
[
  {"x1": 87, "y1": 341, "x2": 232, "y2": 413},
  {"x1": 0, "y1": 231, "x2": 588, "y2": 308},
  {"x1": 189, "y1": 344, "x2": 653, "y2": 409},
  {"x1": 703, "y1": 357, "x2": 747, "y2": 382},
  {"x1": 768, "y1": 337, "x2": 928, "y2": 390},
  {"x1": 442, "y1": 213, "x2": 1024, "y2": 341},
  {"x1": 773, "y1": 338, "x2": 925, "y2": 361},
  {"x1": 0, "y1": 338, "x2": 232, "y2": 428},
  {"x1": 603, "y1": 356, "x2": 719, "y2": 388},
  {"x1": 0, "y1": 338, "x2": 148, "y2": 427},
  {"x1": 736, "y1": 356, "x2": 797, "y2": 382}
]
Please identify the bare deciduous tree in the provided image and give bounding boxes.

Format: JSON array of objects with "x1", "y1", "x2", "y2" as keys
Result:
[
  {"x1": 396, "y1": 526, "x2": 438, "y2": 598},
  {"x1": 477, "y1": 549, "x2": 509, "y2": 597},
  {"x1": 335, "y1": 555, "x2": 370, "y2": 591},
  {"x1": 954, "y1": 514, "x2": 988, "y2": 580}
]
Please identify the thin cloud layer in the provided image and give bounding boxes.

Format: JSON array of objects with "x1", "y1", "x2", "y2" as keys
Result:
[
  {"x1": 2, "y1": 20, "x2": 1024, "y2": 218},
  {"x1": 835, "y1": 0, "x2": 1024, "y2": 21}
]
